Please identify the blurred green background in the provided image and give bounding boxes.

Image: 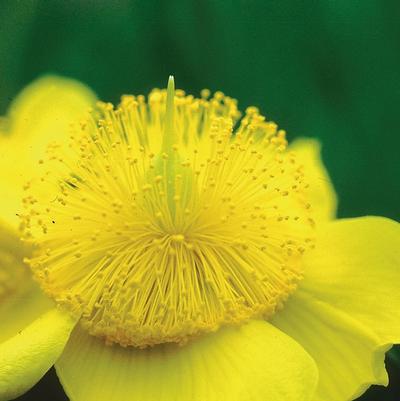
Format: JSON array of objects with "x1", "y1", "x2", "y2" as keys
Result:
[{"x1": 1, "y1": 0, "x2": 399, "y2": 400}]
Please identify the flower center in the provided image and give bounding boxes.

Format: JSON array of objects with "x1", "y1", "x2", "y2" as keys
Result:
[{"x1": 22, "y1": 77, "x2": 315, "y2": 347}]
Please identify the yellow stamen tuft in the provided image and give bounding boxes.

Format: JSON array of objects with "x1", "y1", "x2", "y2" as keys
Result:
[{"x1": 21, "y1": 78, "x2": 315, "y2": 348}]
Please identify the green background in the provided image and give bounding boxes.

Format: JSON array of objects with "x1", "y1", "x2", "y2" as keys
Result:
[{"x1": 1, "y1": 1, "x2": 399, "y2": 400}]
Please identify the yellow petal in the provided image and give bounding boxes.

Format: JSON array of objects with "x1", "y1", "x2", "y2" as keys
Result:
[
  {"x1": 289, "y1": 138, "x2": 337, "y2": 221},
  {"x1": 0, "y1": 284, "x2": 53, "y2": 344},
  {"x1": 0, "y1": 75, "x2": 96, "y2": 227},
  {"x1": 0, "y1": 308, "x2": 77, "y2": 401},
  {"x1": 301, "y1": 216, "x2": 400, "y2": 345},
  {"x1": 56, "y1": 320, "x2": 318, "y2": 401},
  {"x1": 7, "y1": 75, "x2": 96, "y2": 142},
  {"x1": 0, "y1": 219, "x2": 53, "y2": 343},
  {"x1": 273, "y1": 216, "x2": 400, "y2": 401}
]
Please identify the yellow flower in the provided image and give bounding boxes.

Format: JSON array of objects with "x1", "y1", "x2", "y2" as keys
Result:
[{"x1": 0, "y1": 76, "x2": 399, "y2": 401}]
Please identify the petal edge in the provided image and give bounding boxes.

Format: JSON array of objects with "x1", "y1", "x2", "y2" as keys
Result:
[
  {"x1": 290, "y1": 138, "x2": 337, "y2": 221},
  {"x1": 0, "y1": 308, "x2": 76, "y2": 401}
]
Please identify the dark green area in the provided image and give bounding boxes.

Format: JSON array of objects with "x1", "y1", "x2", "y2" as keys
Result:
[
  {"x1": 0, "y1": 1, "x2": 399, "y2": 400},
  {"x1": 1, "y1": 0, "x2": 399, "y2": 221}
]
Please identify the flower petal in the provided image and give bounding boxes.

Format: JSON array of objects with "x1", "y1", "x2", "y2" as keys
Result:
[
  {"x1": 273, "y1": 216, "x2": 400, "y2": 401},
  {"x1": 7, "y1": 75, "x2": 96, "y2": 142},
  {"x1": 0, "y1": 285, "x2": 53, "y2": 345},
  {"x1": 0, "y1": 75, "x2": 96, "y2": 227},
  {"x1": 289, "y1": 138, "x2": 337, "y2": 220},
  {"x1": 0, "y1": 219, "x2": 53, "y2": 343},
  {"x1": 0, "y1": 308, "x2": 76, "y2": 401},
  {"x1": 301, "y1": 216, "x2": 400, "y2": 345},
  {"x1": 56, "y1": 320, "x2": 318, "y2": 401}
]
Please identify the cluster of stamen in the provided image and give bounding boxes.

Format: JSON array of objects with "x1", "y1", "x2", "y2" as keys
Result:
[{"x1": 21, "y1": 77, "x2": 315, "y2": 347}]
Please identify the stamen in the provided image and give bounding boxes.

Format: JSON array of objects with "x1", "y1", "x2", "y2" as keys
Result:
[{"x1": 21, "y1": 78, "x2": 315, "y2": 348}]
